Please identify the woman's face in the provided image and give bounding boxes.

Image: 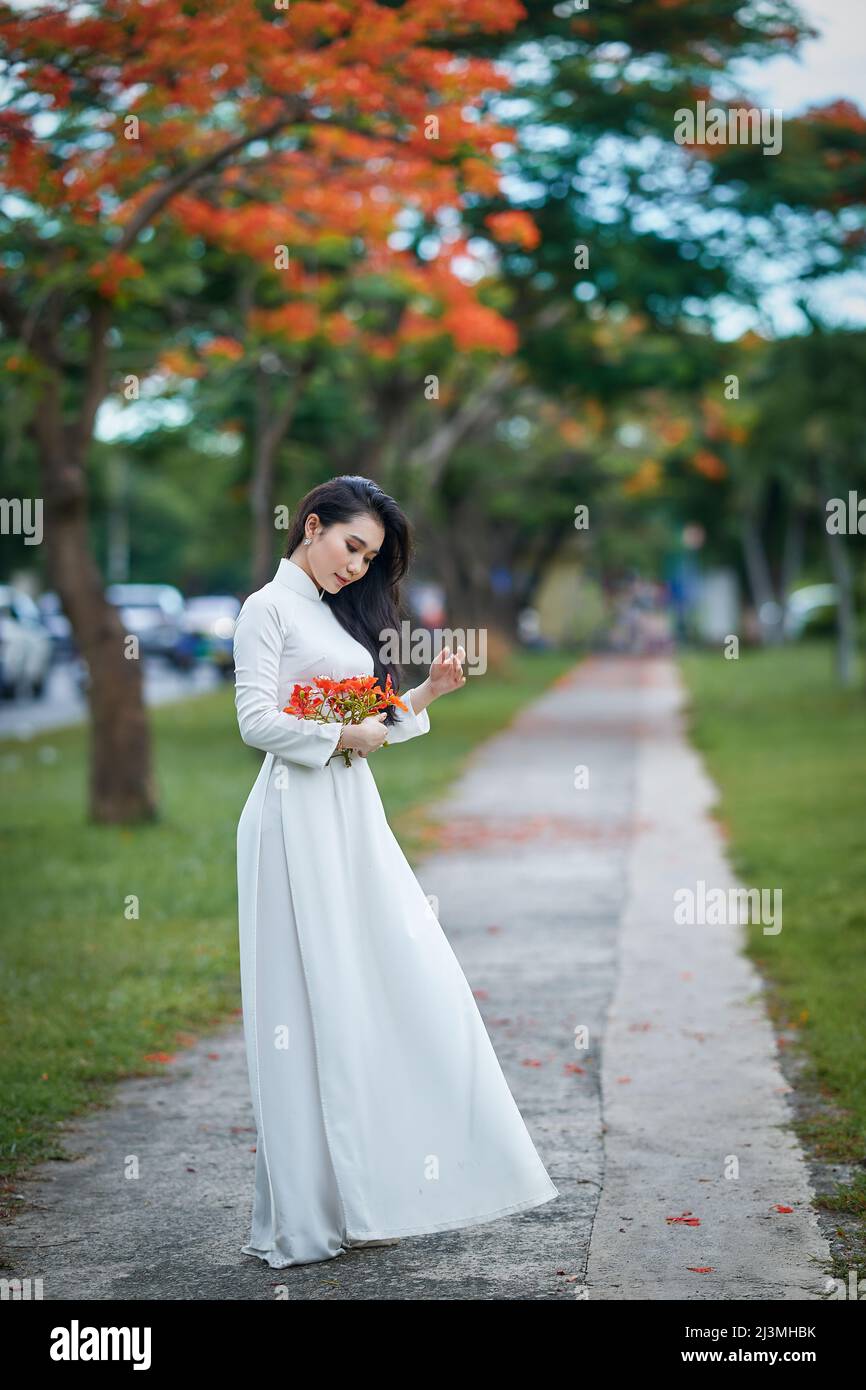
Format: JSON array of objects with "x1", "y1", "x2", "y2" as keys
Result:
[{"x1": 301, "y1": 512, "x2": 386, "y2": 595}]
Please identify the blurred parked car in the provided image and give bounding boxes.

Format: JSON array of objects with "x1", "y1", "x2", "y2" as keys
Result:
[
  {"x1": 783, "y1": 584, "x2": 838, "y2": 639},
  {"x1": 105, "y1": 582, "x2": 193, "y2": 669},
  {"x1": 0, "y1": 585, "x2": 53, "y2": 699},
  {"x1": 181, "y1": 595, "x2": 240, "y2": 679}
]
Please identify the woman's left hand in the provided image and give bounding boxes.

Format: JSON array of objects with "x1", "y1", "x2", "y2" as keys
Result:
[{"x1": 429, "y1": 645, "x2": 466, "y2": 698}]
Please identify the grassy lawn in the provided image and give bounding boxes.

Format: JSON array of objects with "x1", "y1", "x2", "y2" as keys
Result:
[
  {"x1": 677, "y1": 639, "x2": 866, "y2": 1247},
  {"x1": 0, "y1": 648, "x2": 576, "y2": 1190}
]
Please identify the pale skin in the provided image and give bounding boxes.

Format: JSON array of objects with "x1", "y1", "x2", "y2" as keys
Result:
[{"x1": 289, "y1": 509, "x2": 466, "y2": 757}]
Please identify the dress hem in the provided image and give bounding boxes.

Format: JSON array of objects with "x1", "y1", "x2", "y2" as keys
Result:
[
  {"x1": 240, "y1": 1242, "x2": 346, "y2": 1270},
  {"x1": 343, "y1": 1181, "x2": 560, "y2": 1242},
  {"x1": 239, "y1": 1182, "x2": 559, "y2": 1267}
]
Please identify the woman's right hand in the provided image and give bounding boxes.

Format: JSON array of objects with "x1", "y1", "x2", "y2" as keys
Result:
[{"x1": 341, "y1": 712, "x2": 389, "y2": 758}]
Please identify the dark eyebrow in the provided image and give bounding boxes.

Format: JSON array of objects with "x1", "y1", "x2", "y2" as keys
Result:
[{"x1": 348, "y1": 534, "x2": 380, "y2": 555}]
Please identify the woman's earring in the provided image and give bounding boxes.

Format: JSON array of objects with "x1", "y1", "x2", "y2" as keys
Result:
[{"x1": 303, "y1": 537, "x2": 312, "y2": 546}]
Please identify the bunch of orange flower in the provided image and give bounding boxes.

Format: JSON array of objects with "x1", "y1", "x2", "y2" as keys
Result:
[{"x1": 283, "y1": 673, "x2": 408, "y2": 767}]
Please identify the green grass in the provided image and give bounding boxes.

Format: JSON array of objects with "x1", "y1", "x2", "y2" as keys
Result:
[
  {"x1": 678, "y1": 639, "x2": 866, "y2": 1261},
  {"x1": 0, "y1": 648, "x2": 576, "y2": 1188}
]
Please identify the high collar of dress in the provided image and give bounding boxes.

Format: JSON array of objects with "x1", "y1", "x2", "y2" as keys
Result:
[{"x1": 274, "y1": 557, "x2": 324, "y2": 602}]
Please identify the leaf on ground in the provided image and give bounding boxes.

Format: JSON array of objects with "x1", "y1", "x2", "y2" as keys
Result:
[{"x1": 667, "y1": 1211, "x2": 701, "y2": 1226}]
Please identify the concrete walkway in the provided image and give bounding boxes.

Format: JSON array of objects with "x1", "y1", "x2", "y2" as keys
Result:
[{"x1": 2, "y1": 655, "x2": 830, "y2": 1299}]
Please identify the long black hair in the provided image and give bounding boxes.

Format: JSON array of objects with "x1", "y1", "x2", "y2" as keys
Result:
[{"x1": 283, "y1": 476, "x2": 413, "y2": 728}]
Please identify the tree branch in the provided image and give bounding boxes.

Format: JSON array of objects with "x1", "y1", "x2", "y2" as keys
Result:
[{"x1": 113, "y1": 96, "x2": 311, "y2": 256}]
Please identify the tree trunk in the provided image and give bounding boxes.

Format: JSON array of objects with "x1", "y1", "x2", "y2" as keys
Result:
[
  {"x1": 779, "y1": 501, "x2": 805, "y2": 642},
  {"x1": 249, "y1": 358, "x2": 314, "y2": 592},
  {"x1": 354, "y1": 374, "x2": 418, "y2": 478},
  {"x1": 739, "y1": 508, "x2": 783, "y2": 645},
  {"x1": 34, "y1": 373, "x2": 158, "y2": 823},
  {"x1": 816, "y1": 462, "x2": 856, "y2": 688}
]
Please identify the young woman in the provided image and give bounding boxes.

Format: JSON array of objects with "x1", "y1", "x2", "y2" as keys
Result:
[{"x1": 233, "y1": 475, "x2": 558, "y2": 1268}]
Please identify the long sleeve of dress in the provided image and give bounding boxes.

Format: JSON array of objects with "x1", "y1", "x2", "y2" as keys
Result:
[
  {"x1": 233, "y1": 592, "x2": 343, "y2": 769},
  {"x1": 384, "y1": 687, "x2": 431, "y2": 744}
]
